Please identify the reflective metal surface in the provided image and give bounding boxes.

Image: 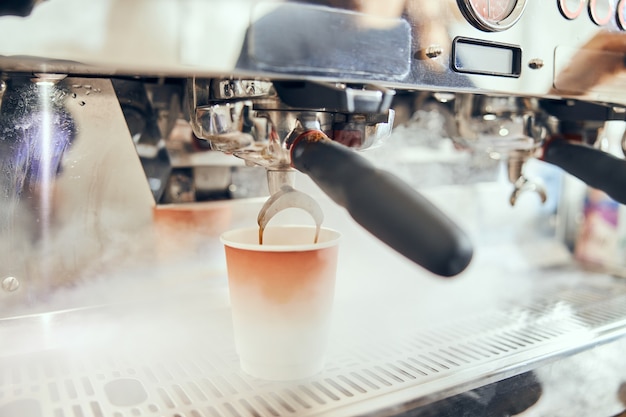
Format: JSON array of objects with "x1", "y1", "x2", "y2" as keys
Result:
[
  {"x1": 2, "y1": 1, "x2": 626, "y2": 415},
  {"x1": 0, "y1": 77, "x2": 154, "y2": 307},
  {"x1": 0, "y1": 0, "x2": 624, "y2": 103}
]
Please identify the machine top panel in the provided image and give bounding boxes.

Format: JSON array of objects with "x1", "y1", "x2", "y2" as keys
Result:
[{"x1": 1, "y1": 0, "x2": 626, "y2": 104}]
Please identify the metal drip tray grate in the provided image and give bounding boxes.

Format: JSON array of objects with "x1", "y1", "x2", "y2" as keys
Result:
[{"x1": 2, "y1": 277, "x2": 626, "y2": 417}]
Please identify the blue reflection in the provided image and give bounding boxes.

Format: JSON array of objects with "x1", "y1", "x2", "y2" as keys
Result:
[{"x1": 0, "y1": 78, "x2": 76, "y2": 238}]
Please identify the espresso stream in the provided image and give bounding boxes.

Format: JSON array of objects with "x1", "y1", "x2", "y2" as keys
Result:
[
  {"x1": 258, "y1": 223, "x2": 321, "y2": 245},
  {"x1": 257, "y1": 185, "x2": 324, "y2": 246}
]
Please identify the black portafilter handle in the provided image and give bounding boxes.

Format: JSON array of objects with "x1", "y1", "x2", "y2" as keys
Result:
[
  {"x1": 542, "y1": 137, "x2": 626, "y2": 204},
  {"x1": 289, "y1": 131, "x2": 473, "y2": 277}
]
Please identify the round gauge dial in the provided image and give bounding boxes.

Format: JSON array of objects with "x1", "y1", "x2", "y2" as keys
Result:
[
  {"x1": 618, "y1": 0, "x2": 626, "y2": 30},
  {"x1": 588, "y1": 0, "x2": 614, "y2": 26},
  {"x1": 470, "y1": 0, "x2": 517, "y2": 22},
  {"x1": 557, "y1": 0, "x2": 585, "y2": 20},
  {"x1": 458, "y1": 0, "x2": 528, "y2": 31}
]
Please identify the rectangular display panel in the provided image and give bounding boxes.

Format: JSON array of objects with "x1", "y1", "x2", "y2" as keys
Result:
[{"x1": 452, "y1": 37, "x2": 522, "y2": 78}]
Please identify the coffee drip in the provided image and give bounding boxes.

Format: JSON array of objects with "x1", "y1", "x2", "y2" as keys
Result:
[{"x1": 257, "y1": 185, "x2": 324, "y2": 245}]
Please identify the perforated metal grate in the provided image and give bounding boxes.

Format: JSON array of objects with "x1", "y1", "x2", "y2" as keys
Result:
[{"x1": 2, "y1": 280, "x2": 626, "y2": 417}]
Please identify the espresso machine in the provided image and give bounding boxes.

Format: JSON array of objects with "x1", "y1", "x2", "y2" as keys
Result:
[{"x1": 2, "y1": 0, "x2": 626, "y2": 416}]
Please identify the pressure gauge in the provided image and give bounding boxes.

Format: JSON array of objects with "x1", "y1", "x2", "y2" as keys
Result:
[
  {"x1": 458, "y1": 0, "x2": 528, "y2": 32},
  {"x1": 557, "y1": 0, "x2": 585, "y2": 19},
  {"x1": 588, "y1": 0, "x2": 614, "y2": 26},
  {"x1": 618, "y1": 0, "x2": 626, "y2": 30}
]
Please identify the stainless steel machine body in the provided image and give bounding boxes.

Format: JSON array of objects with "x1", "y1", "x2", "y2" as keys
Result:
[{"x1": 2, "y1": 1, "x2": 626, "y2": 416}]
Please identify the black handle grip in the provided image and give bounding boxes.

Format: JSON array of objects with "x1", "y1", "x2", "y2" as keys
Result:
[
  {"x1": 543, "y1": 139, "x2": 626, "y2": 204},
  {"x1": 0, "y1": 0, "x2": 38, "y2": 16},
  {"x1": 290, "y1": 132, "x2": 473, "y2": 277}
]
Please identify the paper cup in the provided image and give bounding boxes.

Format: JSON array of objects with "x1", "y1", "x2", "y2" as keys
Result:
[
  {"x1": 221, "y1": 225, "x2": 340, "y2": 380},
  {"x1": 152, "y1": 202, "x2": 233, "y2": 261}
]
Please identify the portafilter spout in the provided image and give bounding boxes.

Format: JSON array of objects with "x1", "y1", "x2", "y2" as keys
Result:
[
  {"x1": 257, "y1": 159, "x2": 325, "y2": 246},
  {"x1": 288, "y1": 130, "x2": 473, "y2": 277}
]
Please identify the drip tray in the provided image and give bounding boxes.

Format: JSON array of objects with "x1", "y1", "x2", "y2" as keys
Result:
[{"x1": 2, "y1": 273, "x2": 626, "y2": 417}]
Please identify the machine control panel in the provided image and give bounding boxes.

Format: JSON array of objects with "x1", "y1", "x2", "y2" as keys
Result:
[{"x1": 459, "y1": 0, "x2": 626, "y2": 30}]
